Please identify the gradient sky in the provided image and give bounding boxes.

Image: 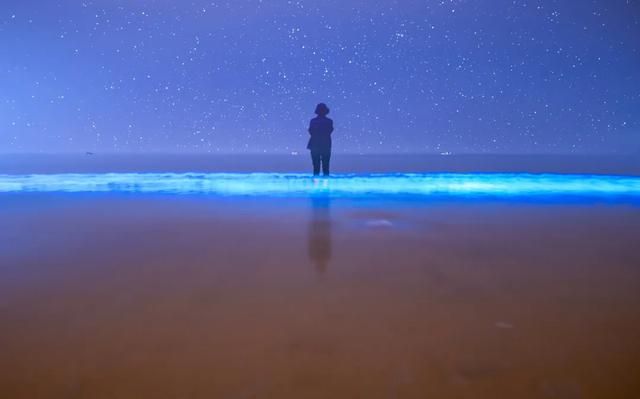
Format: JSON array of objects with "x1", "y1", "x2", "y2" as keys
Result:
[{"x1": 1, "y1": 0, "x2": 639, "y2": 154}]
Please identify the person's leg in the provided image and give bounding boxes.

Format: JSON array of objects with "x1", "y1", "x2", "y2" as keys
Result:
[
  {"x1": 311, "y1": 151, "x2": 321, "y2": 175},
  {"x1": 322, "y1": 150, "x2": 331, "y2": 176}
]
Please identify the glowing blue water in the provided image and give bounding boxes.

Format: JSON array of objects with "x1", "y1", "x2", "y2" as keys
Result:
[{"x1": 1, "y1": 173, "x2": 640, "y2": 198}]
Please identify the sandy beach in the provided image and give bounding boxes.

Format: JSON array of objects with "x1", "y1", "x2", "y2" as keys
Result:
[{"x1": 1, "y1": 190, "x2": 639, "y2": 398}]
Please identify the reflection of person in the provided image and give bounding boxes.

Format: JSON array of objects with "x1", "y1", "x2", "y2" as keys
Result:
[
  {"x1": 306, "y1": 103, "x2": 333, "y2": 176},
  {"x1": 307, "y1": 196, "x2": 332, "y2": 274}
]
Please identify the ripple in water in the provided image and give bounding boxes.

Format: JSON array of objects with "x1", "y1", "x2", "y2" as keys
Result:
[{"x1": 1, "y1": 172, "x2": 640, "y2": 198}]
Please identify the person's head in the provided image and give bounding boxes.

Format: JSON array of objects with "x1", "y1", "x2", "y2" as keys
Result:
[{"x1": 315, "y1": 103, "x2": 330, "y2": 116}]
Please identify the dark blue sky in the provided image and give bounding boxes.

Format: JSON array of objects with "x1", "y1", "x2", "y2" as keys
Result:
[{"x1": 2, "y1": 0, "x2": 639, "y2": 154}]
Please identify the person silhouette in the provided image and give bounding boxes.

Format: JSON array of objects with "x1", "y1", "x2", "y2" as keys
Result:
[{"x1": 306, "y1": 103, "x2": 333, "y2": 176}]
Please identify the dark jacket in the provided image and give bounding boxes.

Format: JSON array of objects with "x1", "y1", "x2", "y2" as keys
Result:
[{"x1": 306, "y1": 116, "x2": 333, "y2": 151}]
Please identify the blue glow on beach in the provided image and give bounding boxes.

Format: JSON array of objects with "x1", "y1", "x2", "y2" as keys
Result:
[{"x1": 1, "y1": 173, "x2": 640, "y2": 198}]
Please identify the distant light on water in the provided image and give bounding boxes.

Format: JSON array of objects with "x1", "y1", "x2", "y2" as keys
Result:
[{"x1": 1, "y1": 173, "x2": 640, "y2": 198}]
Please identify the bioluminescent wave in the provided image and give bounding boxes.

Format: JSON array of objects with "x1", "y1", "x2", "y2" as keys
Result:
[{"x1": 1, "y1": 173, "x2": 640, "y2": 198}]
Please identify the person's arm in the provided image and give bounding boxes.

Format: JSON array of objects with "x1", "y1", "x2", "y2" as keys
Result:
[
  {"x1": 329, "y1": 120, "x2": 334, "y2": 135},
  {"x1": 308, "y1": 120, "x2": 316, "y2": 135}
]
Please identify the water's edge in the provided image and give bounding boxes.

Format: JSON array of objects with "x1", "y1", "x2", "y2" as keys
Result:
[{"x1": 2, "y1": 172, "x2": 640, "y2": 198}]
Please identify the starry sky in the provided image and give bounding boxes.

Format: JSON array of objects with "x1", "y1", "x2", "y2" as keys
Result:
[{"x1": 2, "y1": 0, "x2": 639, "y2": 154}]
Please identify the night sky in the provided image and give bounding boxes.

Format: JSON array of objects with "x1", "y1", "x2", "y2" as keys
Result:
[{"x1": 2, "y1": 1, "x2": 639, "y2": 154}]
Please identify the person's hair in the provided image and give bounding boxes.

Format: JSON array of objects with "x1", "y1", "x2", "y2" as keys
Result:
[{"x1": 315, "y1": 103, "x2": 330, "y2": 116}]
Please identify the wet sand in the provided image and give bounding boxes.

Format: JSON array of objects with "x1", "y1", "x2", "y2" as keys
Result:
[{"x1": 1, "y1": 194, "x2": 639, "y2": 398}]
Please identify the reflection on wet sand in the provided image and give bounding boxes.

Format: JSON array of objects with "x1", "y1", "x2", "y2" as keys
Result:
[
  {"x1": 1, "y1": 195, "x2": 640, "y2": 398},
  {"x1": 307, "y1": 196, "x2": 332, "y2": 274}
]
